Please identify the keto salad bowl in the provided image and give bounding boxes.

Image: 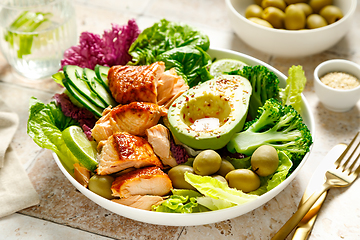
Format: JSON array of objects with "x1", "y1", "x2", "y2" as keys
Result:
[{"x1": 51, "y1": 47, "x2": 315, "y2": 226}]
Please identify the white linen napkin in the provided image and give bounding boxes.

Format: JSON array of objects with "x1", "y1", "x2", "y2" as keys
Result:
[{"x1": 0, "y1": 97, "x2": 39, "y2": 218}]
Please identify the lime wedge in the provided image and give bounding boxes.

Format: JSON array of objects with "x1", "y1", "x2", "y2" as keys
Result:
[
  {"x1": 210, "y1": 59, "x2": 248, "y2": 77},
  {"x1": 62, "y1": 126, "x2": 98, "y2": 171}
]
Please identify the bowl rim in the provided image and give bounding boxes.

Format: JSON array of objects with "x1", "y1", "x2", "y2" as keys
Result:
[
  {"x1": 314, "y1": 59, "x2": 360, "y2": 92},
  {"x1": 52, "y1": 47, "x2": 316, "y2": 226},
  {"x1": 225, "y1": 0, "x2": 357, "y2": 34}
]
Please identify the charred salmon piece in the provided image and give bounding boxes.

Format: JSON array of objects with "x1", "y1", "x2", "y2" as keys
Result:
[
  {"x1": 157, "y1": 68, "x2": 189, "y2": 108},
  {"x1": 73, "y1": 163, "x2": 91, "y2": 187},
  {"x1": 111, "y1": 102, "x2": 167, "y2": 137},
  {"x1": 108, "y1": 62, "x2": 165, "y2": 104},
  {"x1": 112, "y1": 195, "x2": 164, "y2": 211},
  {"x1": 146, "y1": 124, "x2": 177, "y2": 167},
  {"x1": 91, "y1": 102, "x2": 168, "y2": 143},
  {"x1": 111, "y1": 166, "x2": 172, "y2": 198},
  {"x1": 96, "y1": 132, "x2": 163, "y2": 175}
]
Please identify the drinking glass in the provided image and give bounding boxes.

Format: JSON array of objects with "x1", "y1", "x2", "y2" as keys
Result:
[{"x1": 0, "y1": 0, "x2": 77, "y2": 80}]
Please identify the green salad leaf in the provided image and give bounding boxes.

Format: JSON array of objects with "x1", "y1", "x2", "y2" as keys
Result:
[
  {"x1": 280, "y1": 65, "x2": 307, "y2": 113},
  {"x1": 157, "y1": 46, "x2": 212, "y2": 87},
  {"x1": 184, "y1": 172, "x2": 258, "y2": 205},
  {"x1": 27, "y1": 97, "x2": 79, "y2": 173},
  {"x1": 128, "y1": 19, "x2": 212, "y2": 87},
  {"x1": 152, "y1": 189, "x2": 208, "y2": 213}
]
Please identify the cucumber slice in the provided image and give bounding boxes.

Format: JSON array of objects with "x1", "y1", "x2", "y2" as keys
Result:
[
  {"x1": 94, "y1": 65, "x2": 110, "y2": 93},
  {"x1": 63, "y1": 65, "x2": 106, "y2": 109},
  {"x1": 63, "y1": 78, "x2": 103, "y2": 118},
  {"x1": 83, "y1": 68, "x2": 117, "y2": 107}
]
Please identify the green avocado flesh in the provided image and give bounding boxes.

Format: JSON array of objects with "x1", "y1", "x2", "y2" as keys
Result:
[{"x1": 168, "y1": 75, "x2": 252, "y2": 150}]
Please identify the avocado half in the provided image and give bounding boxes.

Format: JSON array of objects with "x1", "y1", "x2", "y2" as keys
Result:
[{"x1": 168, "y1": 75, "x2": 252, "y2": 150}]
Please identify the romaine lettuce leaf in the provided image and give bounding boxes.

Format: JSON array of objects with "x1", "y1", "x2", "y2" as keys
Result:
[
  {"x1": 27, "y1": 97, "x2": 79, "y2": 173},
  {"x1": 196, "y1": 196, "x2": 235, "y2": 211},
  {"x1": 184, "y1": 172, "x2": 258, "y2": 205},
  {"x1": 152, "y1": 189, "x2": 208, "y2": 213},
  {"x1": 280, "y1": 65, "x2": 307, "y2": 113}
]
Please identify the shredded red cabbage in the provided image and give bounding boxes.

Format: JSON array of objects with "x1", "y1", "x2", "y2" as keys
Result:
[
  {"x1": 54, "y1": 93, "x2": 97, "y2": 140},
  {"x1": 60, "y1": 19, "x2": 140, "y2": 70},
  {"x1": 170, "y1": 137, "x2": 189, "y2": 164}
]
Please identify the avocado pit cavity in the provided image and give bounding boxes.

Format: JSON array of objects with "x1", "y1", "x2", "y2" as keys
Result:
[{"x1": 181, "y1": 93, "x2": 231, "y2": 132}]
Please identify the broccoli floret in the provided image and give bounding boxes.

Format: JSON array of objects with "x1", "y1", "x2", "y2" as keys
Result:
[
  {"x1": 227, "y1": 98, "x2": 312, "y2": 170},
  {"x1": 230, "y1": 65, "x2": 279, "y2": 120}
]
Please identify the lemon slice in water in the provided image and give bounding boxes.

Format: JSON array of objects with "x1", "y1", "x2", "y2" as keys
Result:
[
  {"x1": 62, "y1": 126, "x2": 98, "y2": 171},
  {"x1": 210, "y1": 59, "x2": 248, "y2": 77}
]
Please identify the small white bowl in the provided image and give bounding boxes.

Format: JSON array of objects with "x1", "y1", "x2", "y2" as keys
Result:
[
  {"x1": 225, "y1": 0, "x2": 357, "y2": 57},
  {"x1": 314, "y1": 59, "x2": 360, "y2": 112}
]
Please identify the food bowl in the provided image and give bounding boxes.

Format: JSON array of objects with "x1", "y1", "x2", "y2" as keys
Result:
[
  {"x1": 225, "y1": 0, "x2": 357, "y2": 57},
  {"x1": 314, "y1": 59, "x2": 360, "y2": 112},
  {"x1": 53, "y1": 48, "x2": 315, "y2": 226}
]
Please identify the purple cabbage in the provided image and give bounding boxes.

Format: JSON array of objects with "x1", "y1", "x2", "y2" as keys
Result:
[
  {"x1": 54, "y1": 93, "x2": 97, "y2": 140},
  {"x1": 170, "y1": 137, "x2": 189, "y2": 164},
  {"x1": 60, "y1": 19, "x2": 140, "y2": 70}
]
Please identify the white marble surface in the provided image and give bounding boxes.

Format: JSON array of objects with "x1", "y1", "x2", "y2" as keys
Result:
[{"x1": 0, "y1": 0, "x2": 360, "y2": 239}]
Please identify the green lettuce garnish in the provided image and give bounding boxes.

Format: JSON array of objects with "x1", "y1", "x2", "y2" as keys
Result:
[
  {"x1": 184, "y1": 172, "x2": 258, "y2": 205},
  {"x1": 27, "y1": 97, "x2": 79, "y2": 173},
  {"x1": 280, "y1": 65, "x2": 307, "y2": 113},
  {"x1": 152, "y1": 189, "x2": 208, "y2": 213},
  {"x1": 128, "y1": 19, "x2": 212, "y2": 87}
]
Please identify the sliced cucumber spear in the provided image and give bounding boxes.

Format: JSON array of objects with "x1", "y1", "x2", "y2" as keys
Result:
[
  {"x1": 94, "y1": 65, "x2": 111, "y2": 93},
  {"x1": 62, "y1": 78, "x2": 103, "y2": 118},
  {"x1": 83, "y1": 68, "x2": 117, "y2": 107},
  {"x1": 63, "y1": 65, "x2": 107, "y2": 109}
]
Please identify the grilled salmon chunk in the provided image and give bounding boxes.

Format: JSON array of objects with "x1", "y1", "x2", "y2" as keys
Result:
[
  {"x1": 108, "y1": 62, "x2": 165, "y2": 104},
  {"x1": 146, "y1": 124, "x2": 177, "y2": 167},
  {"x1": 92, "y1": 102, "x2": 167, "y2": 143},
  {"x1": 112, "y1": 195, "x2": 164, "y2": 211},
  {"x1": 111, "y1": 166, "x2": 172, "y2": 198},
  {"x1": 96, "y1": 132, "x2": 163, "y2": 175},
  {"x1": 157, "y1": 68, "x2": 189, "y2": 108}
]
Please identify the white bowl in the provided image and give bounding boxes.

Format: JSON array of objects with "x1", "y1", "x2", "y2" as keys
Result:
[
  {"x1": 225, "y1": 0, "x2": 357, "y2": 57},
  {"x1": 314, "y1": 59, "x2": 360, "y2": 112},
  {"x1": 53, "y1": 48, "x2": 315, "y2": 226}
]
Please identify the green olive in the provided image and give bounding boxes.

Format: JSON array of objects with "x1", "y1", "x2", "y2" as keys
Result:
[
  {"x1": 284, "y1": 4, "x2": 306, "y2": 30},
  {"x1": 320, "y1": 5, "x2": 343, "y2": 24},
  {"x1": 261, "y1": 0, "x2": 286, "y2": 11},
  {"x1": 248, "y1": 17, "x2": 274, "y2": 28},
  {"x1": 262, "y1": 6, "x2": 285, "y2": 29},
  {"x1": 88, "y1": 175, "x2": 114, "y2": 199},
  {"x1": 212, "y1": 174, "x2": 228, "y2": 185},
  {"x1": 307, "y1": 14, "x2": 328, "y2": 29},
  {"x1": 284, "y1": 0, "x2": 308, "y2": 4},
  {"x1": 225, "y1": 169, "x2": 260, "y2": 193},
  {"x1": 294, "y1": 3, "x2": 314, "y2": 17},
  {"x1": 168, "y1": 165, "x2": 196, "y2": 190},
  {"x1": 245, "y1": 4, "x2": 264, "y2": 19},
  {"x1": 309, "y1": 0, "x2": 333, "y2": 13},
  {"x1": 193, "y1": 150, "x2": 222, "y2": 176},
  {"x1": 251, "y1": 145, "x2": 279, "y2": 177},
  {"x1": 216, "y1": 159, "x2": 235, "y2": 177},
  {"x1": 254, "y1": 0, "x2": 264, "y2": 6}
]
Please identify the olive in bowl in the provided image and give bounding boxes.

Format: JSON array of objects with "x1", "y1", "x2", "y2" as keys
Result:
[{"x1": 225, "y1": 0, "x2": 357, "y2": 57}]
